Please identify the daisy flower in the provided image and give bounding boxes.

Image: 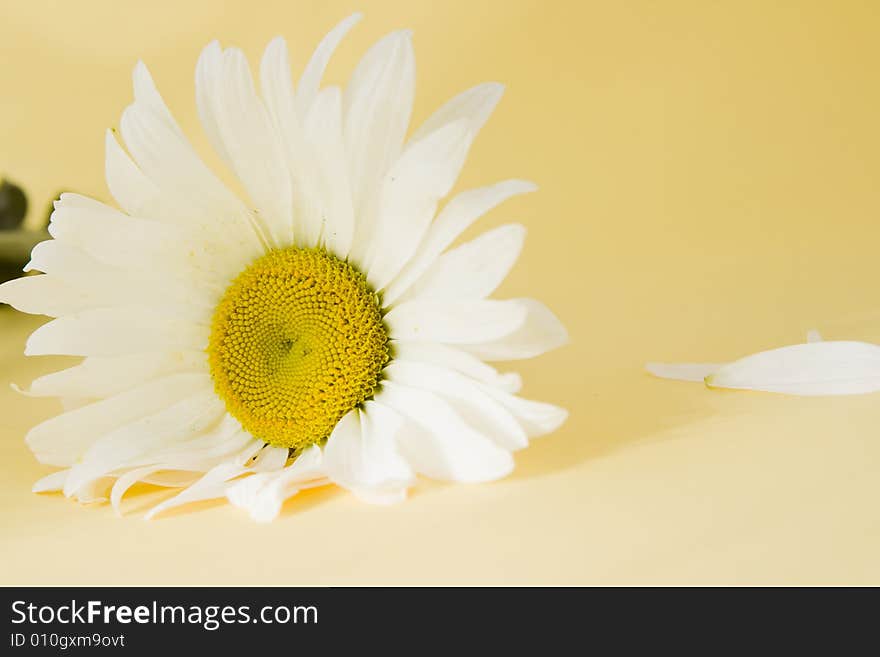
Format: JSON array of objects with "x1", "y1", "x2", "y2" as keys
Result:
[
  {"x1": 0, "y1": 14, "x2": 568, "y2": 522},
  {"x1": 648, "y1": 330, "x2": 880, "y2": 395}
]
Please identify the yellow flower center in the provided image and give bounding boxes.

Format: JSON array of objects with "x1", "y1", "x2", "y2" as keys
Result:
[{"x1": 208, "y1": 247, "x2": 389, "y2": 450}]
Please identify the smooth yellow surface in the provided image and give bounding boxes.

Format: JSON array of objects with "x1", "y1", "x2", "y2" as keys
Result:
[{"x1": 2, "y1": 0, "x2": 880, "y2": 585}]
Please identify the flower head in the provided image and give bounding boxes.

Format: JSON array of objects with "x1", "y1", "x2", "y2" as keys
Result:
[{"x1": 1, "y1": 14, "x2": 568, "y2": 521}]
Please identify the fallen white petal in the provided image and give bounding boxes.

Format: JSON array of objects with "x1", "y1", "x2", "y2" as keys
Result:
[
  {"x1": 706, "y1": 341, "x2": 880, "y2": 396},
  {"x1": 645, "y1": 362, "x2": 723, "y2": 382},
  {"x1": 647, "y1": 330, "x2": 826, "y2": 385}
]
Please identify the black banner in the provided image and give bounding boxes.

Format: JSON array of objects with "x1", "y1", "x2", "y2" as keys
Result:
[{"x1": 1, "y1": 586, "x2": 865, "y2": 652}]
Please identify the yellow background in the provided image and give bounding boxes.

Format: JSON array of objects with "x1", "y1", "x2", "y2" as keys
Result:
[{"x1": 2, "y1": 0, "x2": 880, "y2": 584}]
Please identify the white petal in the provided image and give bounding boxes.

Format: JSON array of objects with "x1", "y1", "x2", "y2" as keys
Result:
[
  {"x1": 252, "y1": 445, "x2": 290, "y2": 472},
  {"x1": 32, "y1": 469, "x2": 69, "y2": 493},
  {"x1": 297, "y1": 13, "x2": 362, "y2": 117},
  {"x1": 706, "y1": 341, "x2": 880, "y2": 395},
  {"x1": 301, "y1": 86, "x2": 355, "y2": 253},
  {"x1": 146, "y1": 462, "x2": 247, "y2": 520},
  {"x1": 73, "y1": 479, "x2": 112, "y2": 504},
  {"x1": 132, "y1": 60, "x2": 180, "y2": 131},
  {"x1": 49, "y1": 194, "x2": 235, "y2": 289},
  {"x1": 49, "y1": 197, "x2": 177, "y2": 267},
  {"x1": 403, "y1": 223, "x2": 526, "y2": 302},
  {"x1": 258, "y1": 37, "x2": 317, "y2": 248},
  {"x1": 25, "y1": 306, "x2": 208, "y2": 357},
  {"x1": 63, "y1": 389, "x2": 224, "y2": 498},
  {"x1": 385, "y1": 361, "x2": 528, "y2": 450},
  {"x1": 122, "y1": 64, "x2": 259, "y2": 225},
  {"x1": 224, "y1": 473, "x2": 283, "y2": 522},
  {"x1": 259, "y1": 37, "x2": 298, "y2": 130},
  {"x1": 141, "y1": 471, "x2": 202, "y2": 488},
  {"x1": 60, "y1": 398, "x2": 92, "y2": 411},
  {"x1": 25, "y1": 372, "x2": 212, "y2": 466},
  {"x1": 460, "y1": 298, "x2": 568, "y2": 360},
  {"x1": 645, "y1": 362, "x2": 722, "y2": 382},
  {"x1": 323, "y1": 404, "x2": 414, "y2": 499},
  {"x1": 260, "y1": 39, "x2": 356, "y2": 255},
  {"x1": 24, "y1": 351, "x2": 206, "y2": 399},
  {"x1": 477, "y1": 386, "x2": 568, "y2": 437},
  {"x1": 376, "y1": 382, "x2": 514, "y2": 482},
  {"x1": 25, "y1": 240, "x2": 212, "y2": 323},
  {"x1": 28, "y1": 237, "x2": 142, "y2": 290},
  {"x1": 145, "y1": 415, "x2": 254, "y2": 469},
  {"x1": 104, "y1": 129, "x2": 161, "y2": 219},
  {"x1": 108, "y1": 131, "x2": 244, "y2": 270},
  {"x1": 226, "y1": 446, "x2": 324, "y2": 522},
  {"x1": 364, "y1": 120, "x2": 473, "y2": 290},
  {"x1": 386, "y1": 298, "x2": 528, "y2": 345},
  {"x1": 410, "y1": 82, "x2": 504, "y2": 143},
  {"x1": 195, "y1": 42, "x2": 231, "y2": 163},
  {"x1": 384, "y1": 180, "x2": 537, "y2": 305},
  {"x1": 0, "y1": 275, "x2": 98, "y2": 317},
  {"x1": 196, "y1": 44, "x2": 292, "y2": 247},
  {"x1": 119, "y1": 65, "x2": 263, "y2": 262},
  {"x1": 391, "y1": 341, "x2": 521, "y2": 392},
  {"x1": 345, "y1": 30, "x2": 415, "y2": 256},
  {"x1": 110, "y1": 465, "x2": 162, "y2": 516}
]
